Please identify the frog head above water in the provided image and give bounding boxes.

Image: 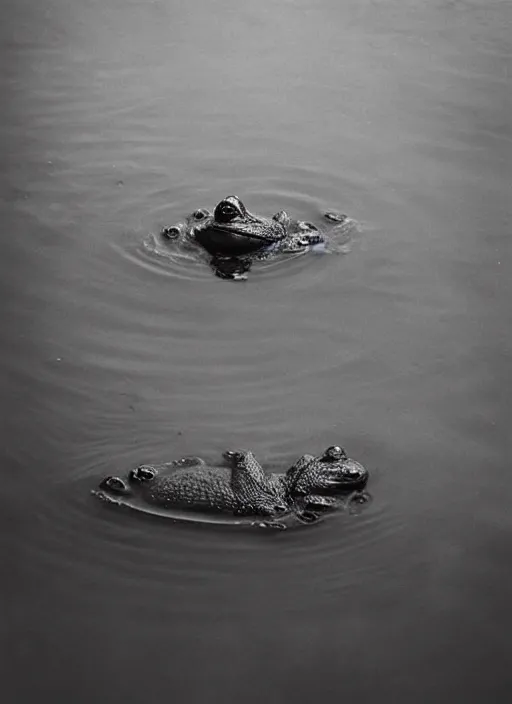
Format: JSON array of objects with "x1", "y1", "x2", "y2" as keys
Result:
[
  {"x1": 191, "y1": 195, "x2": 287, "y2": 256},
  {"x1": 285, "y1": 445, "x2": 369, "y2": 496}
]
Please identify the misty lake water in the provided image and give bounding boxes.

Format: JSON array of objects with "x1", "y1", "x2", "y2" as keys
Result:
[{"x1": 1, "y1": 0, "x2": 511, "y2": 702}]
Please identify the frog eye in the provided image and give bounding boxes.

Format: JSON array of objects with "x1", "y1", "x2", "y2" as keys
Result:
[
  {"x1": 324, "y1": 445, "x2": 347, "y2": 461},
  {"x1": 220, "y1": 204, "x2": 236, "y2": 217}
]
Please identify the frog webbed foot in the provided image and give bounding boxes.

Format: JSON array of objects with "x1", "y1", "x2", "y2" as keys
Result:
[
  {"x1": 297, "y1": 226, "x2": 324, "y2": 247},
  {"x1": 253, "y1": 519, "x2": 288, "y2": 530},
  {"x1": 282, "y1": 223, "x2": 325, "y2": 252},
  {"x1": 302, "y1": 232, "x2": 324, "y2": 245},
  {"x1": 211, "y1": 256, "x2": 252, "y2": 280},
  {"x1": 281, "y1": 239, "x2": 310, "y2": 253},
  {"x1": 295, "y1": 510, "x2": 322, "y2": 524},
  {"x1": 302, "y1": 494, "x2": 339, "y2": 511},
  {"x1": 324, "y1": 211, "x2": 348, "y2": 224}
]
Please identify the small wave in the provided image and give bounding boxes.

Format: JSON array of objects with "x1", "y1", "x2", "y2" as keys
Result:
[{"x1": 113, "y1": 233, "x2": 212, "y2": 282}]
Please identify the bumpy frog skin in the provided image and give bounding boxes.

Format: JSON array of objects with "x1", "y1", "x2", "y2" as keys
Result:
[
  {"x1": 93, "y1": 446, "x2": 370, "y2": 530},
  {"x1": 160, "y1": 195, "x2": 351, "y2": 280}
]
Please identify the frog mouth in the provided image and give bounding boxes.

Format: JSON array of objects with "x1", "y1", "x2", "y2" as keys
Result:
[
  {"x1": 209, "y1": 223, "x2": 280, "y2": 243},
  {"x1": 327, "y1": 463, "x2": 369, "y2": 489},
  {"x1": 210, "y1": 209, "x2": 285, "y2": 243}
]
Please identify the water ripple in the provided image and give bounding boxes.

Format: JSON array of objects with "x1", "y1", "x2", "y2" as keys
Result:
[{"x1": 20, "y1": 454, "x2": 404, "y2": 612}]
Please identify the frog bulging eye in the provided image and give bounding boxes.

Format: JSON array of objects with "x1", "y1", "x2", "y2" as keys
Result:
[
  {"x1": 220, "y1": 204, "x2": 236, "y2": 218},
  {"x1": 214, "y1": 197, "x2": 245, "y2": 223}
]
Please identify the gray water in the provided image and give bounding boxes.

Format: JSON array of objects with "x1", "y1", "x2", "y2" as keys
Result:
[{"x1": 2, "y1": 0, "x2": 511, "y2": 702}]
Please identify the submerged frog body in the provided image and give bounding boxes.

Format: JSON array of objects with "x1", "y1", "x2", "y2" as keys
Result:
[
  {"x1": 93, "y1": 445, "x2": 369, "y2": 529},
  {"x1": 160, "y1": 195, "x2": 351, "y2": 280}
]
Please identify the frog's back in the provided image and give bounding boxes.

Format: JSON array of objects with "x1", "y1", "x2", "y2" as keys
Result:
[{"x1": 139, "y1": 465, "x2": 237, "y2": 511}]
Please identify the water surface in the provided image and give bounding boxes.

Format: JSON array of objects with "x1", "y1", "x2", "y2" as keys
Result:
[{"x1": 2, "y1": 0, "x2": 511, "y2": 702}]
